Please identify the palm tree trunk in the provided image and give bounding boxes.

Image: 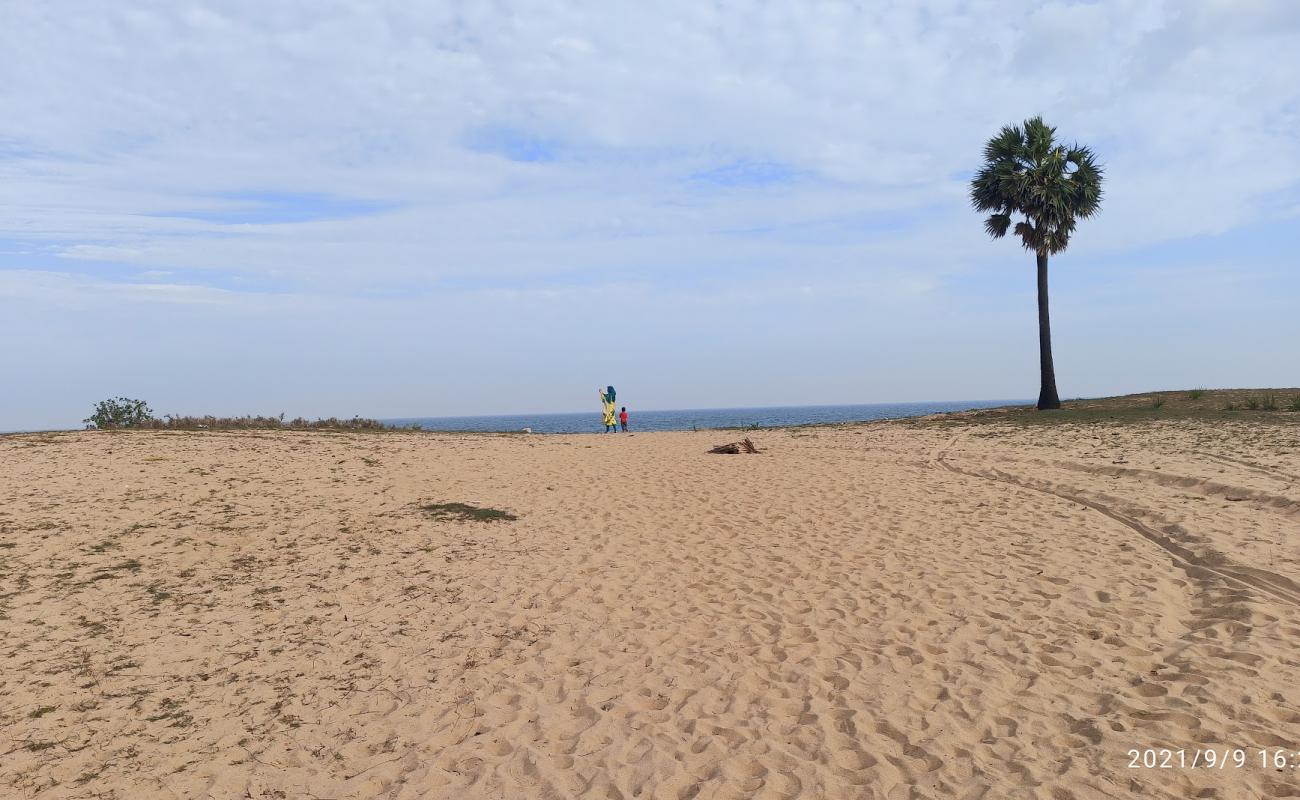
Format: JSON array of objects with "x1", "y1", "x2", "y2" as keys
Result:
[{"x1": 1036, "y1": 251, "x2": 1061, "y2": 410}]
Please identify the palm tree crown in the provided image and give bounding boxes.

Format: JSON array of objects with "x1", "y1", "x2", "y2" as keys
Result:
[{"x1": 970, "y1": 116, "x2": 1103, "y2": 254}]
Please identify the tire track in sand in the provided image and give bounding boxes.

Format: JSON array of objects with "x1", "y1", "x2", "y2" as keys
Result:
[
  {"x1": 932, "y1": 436, "x2": 1300, "y2": 610},
  {"x1": 1192, "y1": 449, "x2": 1300, "y2": 485}
]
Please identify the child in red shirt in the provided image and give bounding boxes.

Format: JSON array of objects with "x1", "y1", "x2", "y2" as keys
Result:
[{"x1": 619, "y1": 407, "x2": 629, "y2": 432}]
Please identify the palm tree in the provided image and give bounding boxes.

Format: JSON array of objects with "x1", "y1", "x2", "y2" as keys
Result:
[{"x1": 971, "y1": 117, "x2": 1103, "y2": 410}]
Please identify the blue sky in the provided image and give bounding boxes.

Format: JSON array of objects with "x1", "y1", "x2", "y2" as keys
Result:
[{"x1": 2, "y1": 1, "x2": 1299, "y2": 429}]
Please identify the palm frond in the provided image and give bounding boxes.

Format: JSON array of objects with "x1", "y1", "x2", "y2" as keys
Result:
[
  {"x1": 983, "y1": 124, "x2": 1025, "y2": 162},
  {"x1": 1013, "y1": 220, "x2": 1038, "y2": 250},
  {"x1": 970, "y1": 165, "x2": 1008, "y2": 211},
  {"x1": 1065, "y1": 145, "x2": 1104, "y2": 218},
  {"x1": 1023, "y1": 116, "x2": 1056, "y2": 161},
  {"x1": 984, "y1": 213, "x2": 1011, "y2": 238}
]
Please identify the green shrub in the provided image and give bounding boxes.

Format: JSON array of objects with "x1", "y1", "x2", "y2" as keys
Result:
[
  {"x1": 1186, "y1": 388, "x2": 1205, "y2": 400},
  {"x1": 1287, "y1": 396, "x2": 1300, "y2": 412},
  {"x1": 1260, "y1": 391, "x2": 1279, "y2": 411},
  {"x1": 84, "y1": 397, "x2": 155, "y2": 429},
  {"x1": 1151, "y1": 397, "x2": 1166, "y2": 409}
]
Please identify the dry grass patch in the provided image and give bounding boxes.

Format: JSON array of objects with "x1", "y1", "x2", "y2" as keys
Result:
[{"x1": 420, "y1": 502, "x2": 518, "y2": 522}]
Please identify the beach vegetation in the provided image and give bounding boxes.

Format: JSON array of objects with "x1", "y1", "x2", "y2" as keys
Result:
[
  {"x1": 145, "y1": 582, "x2": 173, "y2": 604},
  {"x1": 76, "y1": 616, "x2": 110, "y2": 637},
  {"x1": 1187, "y1": 388, "x2": 1206, "y2": 400},
  {"x1": 971, "y1": 117, "x2": 1103, "y2": 411},
  {"x1": 84, "y1": 402, "x2": 401, "y2": 431},
  {"x1": 911, "y1": 389, "x2": 1300, "y2": 427},
  {"x1": 147, "y1": 413, "x2": 397, "y2": 430},
  {"x1": 420, "y1": 502, "x2": 518, "y2": 522},
  {"x1": 84, "y1": 397, "x2": 154, "y2": 429},
  {"x1": 75, "y1": 765, "x2": 109, "y2": 785},
  {"x1": 82, "y1": 558, "x2": 142, "y2": 584}
]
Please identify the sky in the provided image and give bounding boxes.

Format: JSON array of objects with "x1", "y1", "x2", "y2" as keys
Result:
[{"x1": 2, "y1": 1, "x2": 1298, "y2": 430}]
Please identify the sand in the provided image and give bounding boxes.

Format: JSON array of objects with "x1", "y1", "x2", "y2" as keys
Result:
[{"x1": 2, "y1": 419, "x2": 1299, "y2": 799}]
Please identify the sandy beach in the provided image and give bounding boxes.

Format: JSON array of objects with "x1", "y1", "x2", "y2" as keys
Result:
[{"x1": 3, "y1": 419, "x2": 1299, "y2": 799}]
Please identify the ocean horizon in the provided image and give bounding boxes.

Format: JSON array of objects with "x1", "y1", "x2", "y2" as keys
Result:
[{"x1": 385, "y1": 399, "x2": 1026, "y2": 434}]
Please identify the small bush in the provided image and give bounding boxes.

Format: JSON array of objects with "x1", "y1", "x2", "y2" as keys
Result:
[
  {"x1": 1259, "y1": 391, "x2": 1279, "y2": 411},
  {"x1": 1287, "y1": 396, "x2": 1300, "y2": 412},
  {"x1": 1245, "y1": 397, "x2": 1260, "y2": 410},
  {"x1": 1223, "y1": 402, "x2": 1238, "y2": 411},
  {"x1": 1186, "y1": 388, "x2": 1205, "y2": 400},
  {"x1": 85, "y1": 397, "x2": 154, "y2": 429},
  {"x1": 1151, "y1": 397, "x2": 1166, "y2": 409}
]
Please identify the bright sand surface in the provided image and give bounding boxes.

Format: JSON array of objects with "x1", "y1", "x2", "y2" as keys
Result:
[{"x1": 2, "y1": 420, "x2": 1299, "y2": 799}]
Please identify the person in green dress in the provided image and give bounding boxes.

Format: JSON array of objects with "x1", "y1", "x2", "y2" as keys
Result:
[{"x1": 599, "y1": 386, "x2": 617, "y2": 433}]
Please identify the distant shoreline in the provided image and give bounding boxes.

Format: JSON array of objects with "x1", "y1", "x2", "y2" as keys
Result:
[
  {"x1": 8, "y1": 389, "x2": 1299, "y2": 436},
  {"x1": 382, "y1": 399, "x2": 1026, "y2": 434},
  {"x1": 3, "y1": 399, "x2": 1021, "y2": 436}
]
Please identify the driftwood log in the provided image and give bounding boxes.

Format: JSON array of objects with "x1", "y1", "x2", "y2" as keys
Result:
[{"x1": 708, "y1": 437, "x2": 760, "y2": 454}]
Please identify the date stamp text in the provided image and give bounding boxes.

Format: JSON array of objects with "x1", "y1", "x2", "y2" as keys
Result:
[{"x1": 1127, "y1": 749, "x2": 1300, "y2": 770}]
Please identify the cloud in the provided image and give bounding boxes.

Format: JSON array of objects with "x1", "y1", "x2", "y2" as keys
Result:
[
  {"x1": 154, "y1": 191, "x2": 396, "y2": 225},
  {"x1": 1, "y1": 1, "x2": 1296, "y2": 290},
  {"x1": 688, "y1": 160, "x2": 804, "y2": 188},
  {"x1": 0, "y1": 268, "x2": 278, "y2": 308},
  {"x1": 1, "y1": 1, "x2": 1298, "y2": 428},
  {"x1": 464, "y1": 126, "x2": 561, "y2": 163}
]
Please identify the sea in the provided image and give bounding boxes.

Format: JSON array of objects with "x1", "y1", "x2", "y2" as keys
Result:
[{"x1": 385, "y1": 400, "x2": 1024, "y2": 434}]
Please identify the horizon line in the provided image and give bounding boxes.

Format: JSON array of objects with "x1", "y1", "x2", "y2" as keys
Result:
[{"x1": 381, "y1": 398, "x2": 1030, "y2": 422}]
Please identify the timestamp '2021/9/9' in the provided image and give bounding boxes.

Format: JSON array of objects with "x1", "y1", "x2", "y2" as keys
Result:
[{"x1": 1128, "y1": 749, "x2": 1300, "y2": 770}]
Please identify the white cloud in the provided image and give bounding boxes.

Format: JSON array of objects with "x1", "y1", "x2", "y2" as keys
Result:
[
  {"x1": 0, "y1": 268, "x2": 272, "y2": 307},
  {"x1": 2, "y1": 2, "x2": 1299, "y2": 428},
  {"x1": 1, "y1": 1, "x2": 1297, "y2": 290}
]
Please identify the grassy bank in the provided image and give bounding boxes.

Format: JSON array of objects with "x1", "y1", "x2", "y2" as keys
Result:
[{"x1": 910, "y1": 388, "x2": 1300, "y2": 427}]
